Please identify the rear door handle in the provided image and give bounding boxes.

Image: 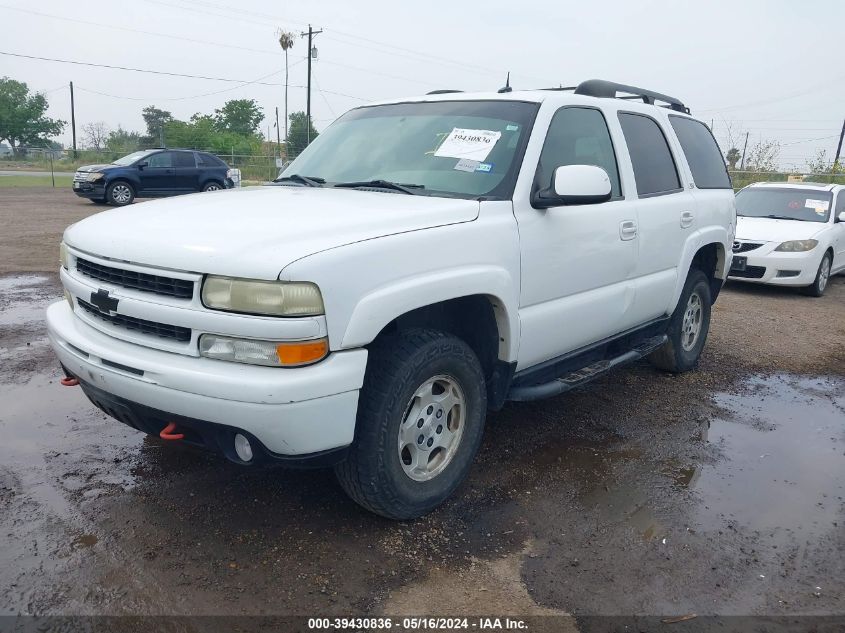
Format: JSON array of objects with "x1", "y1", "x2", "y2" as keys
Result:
[
  {"x1": 619, "y1": 220, "x2": 638, "y2": 241},
  {"x1": 680, "y1": 211, "x2": 694, "y2": 228}
]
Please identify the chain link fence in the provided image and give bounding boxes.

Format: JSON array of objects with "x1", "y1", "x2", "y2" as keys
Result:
[{"x1": 3, "y1": 147, "x2": 844, "y2": 190}]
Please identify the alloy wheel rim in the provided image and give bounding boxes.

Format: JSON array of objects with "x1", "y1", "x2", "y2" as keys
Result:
[
  {"x1": 206, "y1": 184, "x2": 220, "y2": 191},
  {"x1": 398, "y1": 374, "x2": 466, "y2": 482},
  {"x1": 681, "y1": 291, "x2": 703, "y2": 352},
  {"x1": 819, "y1": 258, "x2": 830, "y2": 292},
  {"x1": 112, "y1": 185, "x2": 130, "y2": 203}
]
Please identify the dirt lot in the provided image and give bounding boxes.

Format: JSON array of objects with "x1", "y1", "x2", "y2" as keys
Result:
[{"x1": 1, "y1": 188, "x2": 843, "y2": 630}]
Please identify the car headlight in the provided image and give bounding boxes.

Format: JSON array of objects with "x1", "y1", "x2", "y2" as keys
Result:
[
  {"x1": 201, "y1": 276, "x2": 324, "y2": 316},
  {"x1": 775, "y1": 239, "x2": 818, "y2": 252},
  {"x1": 60, "y1": 242, "x2": 68, "y2": 269},
  {"x1": 85, "y1": 172, "x2": 105, "y2": 182},
  {"x1": 199, "y1": 334, "x2": 328, "y2": 367}
]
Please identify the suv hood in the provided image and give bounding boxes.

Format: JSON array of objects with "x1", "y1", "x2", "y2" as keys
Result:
[
  {"x1": 736, "y1": 215, "x2": 826, "y2": 243},
  {"x1": 76, "y1": 164, "x2": 112, "y2": 173},
  {"x1": 65, "y1": 186, "x2": 480, "y2": 279}
]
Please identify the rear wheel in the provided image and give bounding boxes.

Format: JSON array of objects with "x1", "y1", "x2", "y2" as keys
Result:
[
  {"x1": 335, "y1": 329, "x2": 486, "y2": 520},
  {"x1": 801, "y1": 252, "x2": 831, "y2": 297},
  {"x1": 648, "y1": 269, "x2": 712, "y2": 373},
  {"x1": 106, "y1": 181, "x2": 135, "y2": 206}
]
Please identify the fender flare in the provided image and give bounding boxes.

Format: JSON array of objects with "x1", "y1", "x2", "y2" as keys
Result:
[
  {"x1": 670, "y1": 228, "x2": 729, "y2": 310},
  {"x1": 340, "y1": 265, "x2": 520, "y2": 362}
]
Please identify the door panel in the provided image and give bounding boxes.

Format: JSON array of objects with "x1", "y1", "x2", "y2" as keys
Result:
[
  {"x1": 834, "y1": 191, "x2": 845, "y2": 271},
  {"x1": 138, "y1": 151, "x2": 174, "y2": 192},
  {"x1": 172, "y1": 152, "x2": 200, "y2": 191},
  {"x1": 515, "y1": 106, "x2": 638, "y2": 370}
]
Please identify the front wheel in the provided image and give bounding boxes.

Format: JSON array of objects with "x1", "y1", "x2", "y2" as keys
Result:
[
  {"x1": 648, "y1": 269, "x2": 712, "y2": 373},
  {"x1": 202, "y1": 181, "x2": 223, "y2": 192},
  {"x1": 801, "y1": 252, "x2": 831, "y2": 297},
  {"x1": 106, "y1": 181, "x2": 135, "y2": 206},
  {"x1": 335, "y1": 329, "x2": 487, "y2": 520}
]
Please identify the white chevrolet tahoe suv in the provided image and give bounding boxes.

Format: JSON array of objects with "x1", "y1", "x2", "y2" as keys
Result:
[{"x1": 47, "y1": 80, "x2": 735, "y2": 519}]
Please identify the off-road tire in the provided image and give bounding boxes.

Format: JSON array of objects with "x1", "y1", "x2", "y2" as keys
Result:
[
  {"x1": 801, "y1": 252, "x2": 832, "y2": 297},
  {"x1": 335, "y1": 328, "x2": 487, "y2": 520},
  {"x1": 648, "y1": 269, "x2": 712, "y2": 373},
  {"x1": 106, "y1": 181, "x2": 135, "y2": 206}
]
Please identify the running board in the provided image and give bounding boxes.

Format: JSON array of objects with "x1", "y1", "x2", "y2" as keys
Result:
[{"x1": 507, "y1": 334, "x2": 668, "y2": 402}]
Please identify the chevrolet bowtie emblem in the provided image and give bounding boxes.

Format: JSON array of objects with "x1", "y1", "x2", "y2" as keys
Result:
[{"x1": 90, "y1": 289, "x2": 119, "y2": 312}]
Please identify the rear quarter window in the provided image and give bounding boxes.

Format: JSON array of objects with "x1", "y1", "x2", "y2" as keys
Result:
[
  {"x1": 618, "y1": 112, "x2": 681, "y2": 197},
  {"x1": 669, "y1": 116, "x2": 731, "y2": 189},
  {"x1": 197, "y1": 153, "x2": 226, "y2": 168}
]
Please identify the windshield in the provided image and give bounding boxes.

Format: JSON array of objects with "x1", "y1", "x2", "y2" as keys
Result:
[
  {"x1": 112, "y1": 150, "x2": 156, "y2": 166},
  {"x1": 735, "y1": 187, "x2": 833, "y2": 223},
  {"x1": 279, "y1": 100, "x2": 539, "y2": 200}
]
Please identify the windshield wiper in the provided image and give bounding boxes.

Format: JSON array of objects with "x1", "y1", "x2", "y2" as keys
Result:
[
  {"x1": 333, "y1": 179, "x2": 424, "y2": 195},
  {"x1": 765, "y1": 214, "x2": 809, "y2": 221},
  {"x1": 273, "y1": 174, "x2": 325, "y2": 187}
]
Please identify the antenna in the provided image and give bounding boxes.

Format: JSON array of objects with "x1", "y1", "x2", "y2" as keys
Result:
[{"x1": 497, "y1": 72, "x2": 512, "y2": 94}]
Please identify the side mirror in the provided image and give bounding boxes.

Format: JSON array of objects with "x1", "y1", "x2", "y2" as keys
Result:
[
  {"x1": 533, "y1": 164, "x2": 612, "y2": 209},
  {"x1": 838, "y1": 211, "x2": 845, "y2": 223},
  {"x1": 137, "y1": 161, "x2": 148, "y2": 169}
]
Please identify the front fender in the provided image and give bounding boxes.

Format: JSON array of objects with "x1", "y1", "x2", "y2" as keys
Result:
[{"x1": 341, "y1": 266, "x2": 519, "y2": 361}]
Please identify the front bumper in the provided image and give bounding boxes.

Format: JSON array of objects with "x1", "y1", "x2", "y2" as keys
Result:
[
  {"x1": 47, "y1": 301, "x2": 368, "y2": 459},
  {"x1": 72, "y1": 180, "x2": 106, "y2": 199},
  {"x1": 727, "y1": 246, "x2": 822, "y2": 286}
]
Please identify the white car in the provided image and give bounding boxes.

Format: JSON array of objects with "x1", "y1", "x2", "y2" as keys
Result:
[
  {"x1": 47, "y1": 80, "x2": 735, "y2": 519},
  {"x1": 730, "y1": 182, "x2": 845, "y2": 296}
]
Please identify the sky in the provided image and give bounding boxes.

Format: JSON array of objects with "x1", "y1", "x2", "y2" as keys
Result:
[{"x1": 1, "y1": 0, "x2": 844, "y2": 170}]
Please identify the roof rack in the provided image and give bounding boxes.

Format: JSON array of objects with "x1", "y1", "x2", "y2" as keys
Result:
[
  {"x1": 574, "y1": 79, "x2": 689, "y2": 113},
  {"x1": 426, "y1": 89, "x2": 463, "y2": 95}
]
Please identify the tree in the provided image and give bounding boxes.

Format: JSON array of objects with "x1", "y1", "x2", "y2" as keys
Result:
[
  {"x1": 106, "y1": 126, "x2": 141, "y2": 154},
  {"x1": 82, "y1": 121, "x2": 109, "y2": 151},
  {"x1": 141, "y1": 106, "x2": 173, "y2": 145},
  {"x1": 725, "y1": 148, "x2": 741, "y2": 170},
  {"x1": 285, "y1": 111, "x2": 318, "y2": 158},
  {"x1": 277, "y1": 30, "x2": 296, "y2": 141},
  {"x1": 214, "y1": 99, "x2": 263, "y2": 136},
  {"x1": 744, "y1": 140, "x2": 781, "y2": 173},
  {"x1": 0, "y1": 77, "x2": 65, "y2": 157}
]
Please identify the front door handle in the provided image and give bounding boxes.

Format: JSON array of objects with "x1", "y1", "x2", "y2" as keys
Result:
[
  {"x1": 680, "y1": 211, "x2": 694, "y2": 228},
  {"x1": 619, "y1": 220, "x2": 638, "y2": 241}
]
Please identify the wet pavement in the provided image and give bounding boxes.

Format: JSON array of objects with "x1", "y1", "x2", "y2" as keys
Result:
[{"x1": 1, "y1": 272, "x2": 844, "y2": 625}]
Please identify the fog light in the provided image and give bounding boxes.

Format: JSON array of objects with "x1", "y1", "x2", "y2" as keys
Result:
[{"x1": 234, "y1": 433, "x2": 253, "y2": 462}]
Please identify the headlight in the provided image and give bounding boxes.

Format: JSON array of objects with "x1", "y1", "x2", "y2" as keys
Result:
[
  {"x1": 199, "y1": 334, "x2": 328, "y2": 367},
  {"x1": 85, "y1": 172, "x2": 104, "y2": 182},
  {"x1": 775, "y1": 239, "x2": 818, "y2": 252},
  {"x1": 202, "y1": 276, "x2": 324, "y2": 316},
  {"x1": 60, "y1": 242, "x2": 68, "y2": 269}
]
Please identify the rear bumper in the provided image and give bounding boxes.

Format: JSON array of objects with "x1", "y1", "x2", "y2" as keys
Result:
[{"x1": 46, "y1": 301, "x2": 368, "y2": 458}]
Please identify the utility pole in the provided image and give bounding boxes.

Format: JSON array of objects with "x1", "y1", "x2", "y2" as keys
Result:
[
  {"x1": 300, "y1": 24, "x2": 322, "y2": 146},
  {"x1": 740, "y1": 131, "x2": 749, "y2": 171},
  {"x1": 835, "y1": 119, "x2": 845, "y2": 165},
  {"x1": 69, "y1": 81, "x2": 77, "y2": 159}
]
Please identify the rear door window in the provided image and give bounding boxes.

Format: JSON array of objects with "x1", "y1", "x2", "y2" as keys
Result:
[
  {"x1": 173, "y1": 152, "x2": 196, "y2": 168},
  {"x1": 669, "y1": 116, "x2": 731, "y2": 189},
  {"x1": 618, "y1": 113, "x2": 681, "y2": 197}
]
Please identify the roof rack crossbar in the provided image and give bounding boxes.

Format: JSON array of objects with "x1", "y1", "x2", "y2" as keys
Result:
[{"x1": 574, "y1": 79, "x2": 689, "y2": 113}]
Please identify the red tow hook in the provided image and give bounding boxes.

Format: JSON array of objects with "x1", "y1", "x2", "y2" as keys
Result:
[
  {"x1": 60, "y1": 376, "x2": 80, "y2": 387},
  {"x1": 159, "y1": 422, "x2": 184, "y2": 441}
]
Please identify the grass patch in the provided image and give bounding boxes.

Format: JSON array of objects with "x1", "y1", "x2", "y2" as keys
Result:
[{"x1": 0, "y1": 175, "x2": 73, "y2": 188}]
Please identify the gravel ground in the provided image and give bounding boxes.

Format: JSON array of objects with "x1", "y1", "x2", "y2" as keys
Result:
[{"x1": 0, "y1": 188, "x2": 843, "y2": 630}]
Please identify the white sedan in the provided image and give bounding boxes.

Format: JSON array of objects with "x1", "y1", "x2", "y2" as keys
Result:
[{"x1": 729, "y1": 182, "x2": 845, "y2": 296}]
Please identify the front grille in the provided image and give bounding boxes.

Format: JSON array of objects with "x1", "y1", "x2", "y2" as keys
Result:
[
  {"x1": 730, "y1": 265, "x2": 766, "y2": 279},
  {"x1": 77, "y1": 298, "x2": 191, "y2": 342},
  {"x1": 76, "y1": 258, "x2": 194, "y2": 299},
  {"x1": 733, "y1": 241, "x2": 764, "y2": 253}
]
